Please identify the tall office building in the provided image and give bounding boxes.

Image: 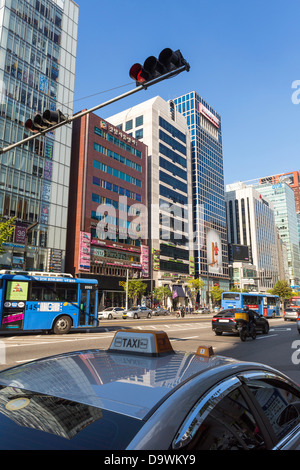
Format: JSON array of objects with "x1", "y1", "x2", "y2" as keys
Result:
[
  {"x1": 66, "y1": 113, "x2": 149, "y2": 308},
  {"x1": 260, "y1": 171, "x2": 300, "y2": 248},
  {"x1": 225, "y1": 182, "x2": 280, "y2": 291},
  {"x1": 107, "y1": 96, "x2": 194, "y2": 309},
  {"x1": 260, "y1": 171, "x2": 300, "y2": 212},
  {"x1": 0, "y1": 0, "x2": 78, "y2": 271},
  {"x1": 254, "y1": 182, "x2": 300, "y2": 286},
  {"x1": 173, "y1": 92, "x2": 229, "y2": 302}
]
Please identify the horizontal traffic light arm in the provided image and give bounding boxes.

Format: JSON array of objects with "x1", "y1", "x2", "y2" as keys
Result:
[{"x1": 0, "y1": 63, "x2": 189, "y2": 155}]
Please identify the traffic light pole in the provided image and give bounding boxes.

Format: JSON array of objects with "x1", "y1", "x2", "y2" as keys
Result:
[{"x1": 0, "y1": 64, "x2": 189, "y2": 155}]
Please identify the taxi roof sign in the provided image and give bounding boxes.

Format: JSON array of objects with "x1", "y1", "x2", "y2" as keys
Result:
[
  {"x1": 196, "y1": 345, "x2": 214, "y2": 358},
  {"x1": 109, "y1": 330, "x2": 174, "y2": 356}
]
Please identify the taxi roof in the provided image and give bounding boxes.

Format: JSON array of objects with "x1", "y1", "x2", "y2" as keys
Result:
[{"x1": 0, "y1": 330, "x2": 261, "y2": 420}]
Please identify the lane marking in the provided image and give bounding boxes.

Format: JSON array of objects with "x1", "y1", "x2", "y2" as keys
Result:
[{"x1": 257, "y1": 334, "x2": 278, "y2": 340}]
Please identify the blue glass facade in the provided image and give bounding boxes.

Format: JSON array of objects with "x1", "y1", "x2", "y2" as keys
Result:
[
  {"x1": 173, "y1": 92, "x2": 229, "y2": 286},
  {"x1": 0, "y1": 0, "x2": 78, "y2": 271}
]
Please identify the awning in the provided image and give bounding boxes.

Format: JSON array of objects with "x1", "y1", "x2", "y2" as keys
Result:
[{"x1": 172, "y1": 285, "x2": 186, "y2": 299}]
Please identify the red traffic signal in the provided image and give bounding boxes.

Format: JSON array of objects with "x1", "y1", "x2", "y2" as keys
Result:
[
  {"x1": 129, "y1": 48, "x2": 189, "y2": 85},
  {"x1": 25, "y1": 119, "x2": 40, "y2": 133}
]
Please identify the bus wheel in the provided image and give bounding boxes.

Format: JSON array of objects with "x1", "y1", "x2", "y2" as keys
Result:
[{"x1": 53, "y1": 316, "x2": 72, "y2": 335}]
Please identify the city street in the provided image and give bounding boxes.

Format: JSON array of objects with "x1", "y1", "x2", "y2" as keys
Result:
[{"x1": 0, "y1": 316, "x2": 299, "y2": 386}]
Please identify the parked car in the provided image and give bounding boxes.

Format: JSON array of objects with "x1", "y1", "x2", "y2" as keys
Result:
[
  {"x1": 98, "y1": 307, "x2": 124, "y2": 320},
  {"x1": 196, "y1": 307, "x2": 210, "y2": 314},
  {"x1": 123, "y1": 306, "x2": 152, "y2": 319},
  {"x1": 0, "y1": 329, "x2": 300, "y2": 449},
  {"x1": 212, "y1": 308, "x2": 270, "y2": 336},
  {"x1": 152, "y1": 307, "x2": 169, "y2": 316},
  {"x1": 284, "y1": 307, "x2": 300, "y2": 321}
]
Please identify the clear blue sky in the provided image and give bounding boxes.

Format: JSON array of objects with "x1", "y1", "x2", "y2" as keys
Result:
[{"x1": 73, "y1": 0, "x2": 300, "y2": 185}]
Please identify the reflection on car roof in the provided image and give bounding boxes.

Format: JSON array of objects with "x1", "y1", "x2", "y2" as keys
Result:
[{"x1": 0, "y1": 347, "x2": 237, "y2": 420}]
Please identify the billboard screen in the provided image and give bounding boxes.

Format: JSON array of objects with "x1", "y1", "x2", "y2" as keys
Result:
[{"x1": 231, "y1": 244, "x2": 250, "y2": 262}]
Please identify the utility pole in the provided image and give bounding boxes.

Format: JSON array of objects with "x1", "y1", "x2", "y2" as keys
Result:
[{"x1": 23, "y1": 221, "x2": 38, "y2": 270}]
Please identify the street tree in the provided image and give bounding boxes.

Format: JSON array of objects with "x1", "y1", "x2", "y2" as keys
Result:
[
  {"x1": 123, "y1": 279, "x2": 147, "y2": 305},
  {"x1": 153, "y1": 285, "x2": 172, "y2": 306},
  {"x1": 0, "y1": 217, "x2": 16, "y2": 254},
  {"x1": 186, "y1": 278, "x2": 204, "y2": 308},
  {"x1": 269, "y1": 280, "x2": 293, "y2": 304},
  {"x1": 210, "y1": 285, "x2": 224, "y2": 306}
]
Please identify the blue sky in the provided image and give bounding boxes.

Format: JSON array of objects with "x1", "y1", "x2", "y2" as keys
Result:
[{"x1": 73, "y1": 0, "x2": 300, "y2": 185}]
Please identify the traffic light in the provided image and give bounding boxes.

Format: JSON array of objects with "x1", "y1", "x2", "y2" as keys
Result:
[
  {"x1": 25, "y1": 109, "x2": 67, "y2": 133},
  {"x1": 129, "y1": 48, "x2": 190, "y2": 85}
]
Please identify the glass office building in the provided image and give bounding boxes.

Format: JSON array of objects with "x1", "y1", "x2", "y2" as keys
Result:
[
  {"x1": 0, "y1": 0, "x2": 78, "y2": 271},
  {"x1": 255, "y1": 182, "x2": 300, "y2": 285},
  {"x1": 173, "y1": 92, "x2": 229, "y2": 300}
]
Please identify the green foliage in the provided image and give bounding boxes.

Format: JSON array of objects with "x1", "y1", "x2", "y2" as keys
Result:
[
  {"x1": 153, "y1": 285, "x2": 172, "y2": 305},
  {"x1": 230, "y1": 287, "x2": 248, "y2": 292},
  {"x1": 186, "y1": 278, "x2": 205, "y2": 306},
  {"x1": 123, "y1": 279, "x2": 147, "y2": 305},
  {"x1": 269, "y1": 280, "x2": 293, "y2": 300},
  {"x1": 0, "y1": 217, "x2": 16, "y2": 254},
  {"x1": 210, "y1": 285, "x2": 224, "y2": 304}
]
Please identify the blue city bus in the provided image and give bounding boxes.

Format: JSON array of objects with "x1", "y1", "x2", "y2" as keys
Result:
[
  {"x1": 0, "y1": 272, "x2": 98, "y2": 334},
  {"x1": 221, "y1": 292, "x2": 280, "y2": 317}
]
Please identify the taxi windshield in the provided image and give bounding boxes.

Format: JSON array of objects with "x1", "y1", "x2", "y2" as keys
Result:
[{"x1": 0, "y1": 386, "x2": 143, "y2": 450}]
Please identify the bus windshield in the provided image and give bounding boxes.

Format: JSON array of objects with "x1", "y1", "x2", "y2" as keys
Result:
[{"x1": 222, "y1": 293, "x2": 240, "y2": 300}]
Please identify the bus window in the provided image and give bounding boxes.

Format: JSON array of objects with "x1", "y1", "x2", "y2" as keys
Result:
[
  {"x1": 30, "y1": 281, "x2": 78, "y2": 302},
  {"x1": 267, "y1": 296, "x2": 276, "y2": 306},
  {"x1": 55, "y1": 284, "x2": 78, "y2": 302},
  {"x1": 31, "y1": 283, "x2": 43, "y2": 301},
  {"x1": 243, "y1": 295, "x2": 258, "y2": 306}
]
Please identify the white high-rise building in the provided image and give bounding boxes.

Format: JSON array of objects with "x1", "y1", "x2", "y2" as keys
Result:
[
  {"x1": 107, "y1": 96, "x2": 194, "y2": 308},
  {"x1": 225, "y1": 182, "x2": 280, "y2": 291},
  {"x1": 0, "y1": 0, "x2": 78, "y2": 271}
]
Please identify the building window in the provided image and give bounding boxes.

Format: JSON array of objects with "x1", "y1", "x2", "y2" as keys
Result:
[
  {"x1": 125, "y1": 120, "x2": 133, "y2": 131},
  {"x1": 135, "y1": 116, "x2": 143, "y2": 127},
  {"x1": 135, "y1": 128, "x2": 143, "y2": 140}
]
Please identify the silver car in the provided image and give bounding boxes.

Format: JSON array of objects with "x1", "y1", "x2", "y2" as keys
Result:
[
  {"x1": 0, "y1": 329, "x2": 299, "y2": 449},
  {"x1": 152, "y1": 307, "x2": 169, "y2": 316},
  {"x1": 284, "y1": 307, "x2": 300, "y2": 321},
  {"x1": 123, "y1": 306, "x2": 152, "y2": 319},
  {"x1": 98, "y1": 307, "x2": 124, "y2": 320}
]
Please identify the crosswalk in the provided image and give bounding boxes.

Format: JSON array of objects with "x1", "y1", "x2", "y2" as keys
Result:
[
  {"x1": 0, "y1": 322, "x2": 212, "y2": 347},
  {"x1": 134, "y1": 322, "x2": 211, "y2": 331}
]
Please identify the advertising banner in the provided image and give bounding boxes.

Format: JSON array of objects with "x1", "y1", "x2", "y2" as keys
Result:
[
  {"x1": 207, "y1": 229, "x2": 223, "y2": 274},
  {"x1": 6, "y1": 281, "x2": 29, "y2": 301}
]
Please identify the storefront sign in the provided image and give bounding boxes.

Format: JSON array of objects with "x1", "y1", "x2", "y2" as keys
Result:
[
  {"x1": 79, "y1": 232, "x2": 91, "y2": 271},
  {"x1": 141, "y1": 245, "x2": 149, "y2": 277}
]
